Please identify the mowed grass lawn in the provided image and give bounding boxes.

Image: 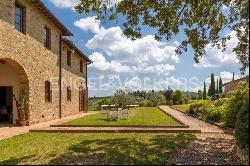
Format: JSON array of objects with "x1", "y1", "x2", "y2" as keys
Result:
[
  {"x1": 0, "y1": 133, "x2": 195, "y2": 165},
  {"x1": 64, "y1": 107, "x2": 180, "y2": 126},
  {"x1": 172, "y1": 104, "x2": 190, "y2": 113}
]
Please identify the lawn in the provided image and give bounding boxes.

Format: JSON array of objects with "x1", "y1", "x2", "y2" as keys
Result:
[
  {"x1": 172, "y1": 104, "x2": 190, "y2": 113},
  {"x1": 63, "y1": 107, "x2": 180, "y2": 126},
  {"x1": 0, "y1": 133, "x2": 195, "y2": 165}
]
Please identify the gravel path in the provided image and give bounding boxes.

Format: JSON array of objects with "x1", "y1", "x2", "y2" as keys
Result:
[
  {"x1": 159, "y1": 106, "x2": 228, "y2": 133},
  {"x1": 168, "y1": 133, "x2": 242, "y2": 165}
]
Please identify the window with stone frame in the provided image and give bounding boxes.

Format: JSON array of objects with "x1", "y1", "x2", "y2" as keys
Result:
[
  {"x1": 67, "y1": 86, "x2": 71, "y2": 101},
  {"x1": 45, "y1": 81, "x2": 52, "y2": 102},
  {"x1": 67, "y1": 50, "x2": 71, "y2": 67}
]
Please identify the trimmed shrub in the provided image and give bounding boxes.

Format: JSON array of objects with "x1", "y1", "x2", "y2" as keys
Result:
[
  {"x1": 214, "y1": 98, "x2": 229, "y2": 107},
  {"x1": 166, "y1": 100, "x2": 173, "y2": 106},
  {"x1": 235, "y1": 95, "x2": 249, "y2": 150},
  {"x1": 201, "y1": 105, "x2": 222, "y2": 122},
  {"x1": 188, "y1": 100, "x2": 211, "y2": 115},
  {"x1": 223, "y1": 82, "x2": 249, "y2": 128}
]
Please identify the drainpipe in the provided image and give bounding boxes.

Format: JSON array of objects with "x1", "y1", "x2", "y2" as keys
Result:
[{"x1": 59, "y1": 34, "x2": 62, "y2": 118}]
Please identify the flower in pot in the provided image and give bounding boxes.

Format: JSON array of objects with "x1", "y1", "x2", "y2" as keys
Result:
[{"x1": 14, "y1": 90, "x2": 29, "y2": 126}]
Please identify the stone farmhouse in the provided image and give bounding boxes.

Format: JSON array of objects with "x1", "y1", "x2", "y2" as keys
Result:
[{"x1": 0, "y1": 0, "x2": 92, "y2": 125}]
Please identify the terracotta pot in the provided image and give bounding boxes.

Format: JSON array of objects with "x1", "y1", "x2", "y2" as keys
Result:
[{"x1": 16, "y1": 120, "x2": 27, "y2": 126}]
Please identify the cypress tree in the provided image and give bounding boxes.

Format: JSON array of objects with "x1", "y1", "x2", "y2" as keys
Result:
[
  {"x1": 219, "y1": 77, "x2": 223, "y2": 93},
  {"x1": 208, "y1": 73, "x2": 216, "y2": 96},
  {"x1": 216, "y1": 78, "x2": 219, "y2": 94},
  {"x1": 203, "y1": 82, "x2": 207, "y2": 100},
  {"x1": 232, "y1": 72, "x2": 235, "y2": 81}
]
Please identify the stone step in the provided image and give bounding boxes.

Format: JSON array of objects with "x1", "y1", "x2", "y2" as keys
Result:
[{"x1": 50, "y1": 124, "x2": 190, "y2": 128}]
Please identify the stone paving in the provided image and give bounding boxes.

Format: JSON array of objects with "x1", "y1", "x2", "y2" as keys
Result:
[
  {"x1": 159, "y1": 106, "x2": 230, "y2": 133},
  {"x1": 0, "y1": 112, "x2": 96, "y2": 140}
]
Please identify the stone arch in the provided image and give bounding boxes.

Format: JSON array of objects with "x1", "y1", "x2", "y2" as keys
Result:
[{"x1": 0, "y1": 58, "x2": 29, "y2": 124}]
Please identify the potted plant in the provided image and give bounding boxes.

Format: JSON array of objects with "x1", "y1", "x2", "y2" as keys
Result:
[{"x1": 14, "y1": 90, "x2": 29, "y2": 126}]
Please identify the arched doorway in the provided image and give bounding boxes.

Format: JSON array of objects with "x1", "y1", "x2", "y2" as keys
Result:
[{"x1": 0, "y1": 58, "x2": 29, "y2": 124}]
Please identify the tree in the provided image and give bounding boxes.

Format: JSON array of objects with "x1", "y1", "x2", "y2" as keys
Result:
[
  {"x1": 172, "y1": 90, "x2": 184, "y2": 105},
  {"x1": 111, "y1": 89, "x2": 127, "y2": 104},
  {"x1": 232, "y1": 72, "x2": 235, "y2": 81},
  {"x1": 208, "y1": 73, "x2": 216, "y2": 96},
  {"x1": 163, "y1": 86, "x2": 173, "y2": 101},
  {"x1": 76, "y1": 0, "x2": 249, "y2": 73},
  {"x1": 198, "y1": 90, "x2": 203, "y2": 99},
  {"x1": 216, "y1": 78, "x2": 219, "y2": 94},
  {"x1": 219, "y1": 77, "x2": 223, "y2": 93},
  {"x1": 148, "y1": 91, "x2": 165, "y2": 106},
  {"x1": 203, "y1": 82, "x2": 207, "y2": 100}
]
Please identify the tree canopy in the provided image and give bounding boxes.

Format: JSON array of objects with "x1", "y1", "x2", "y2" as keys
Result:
[{"x1": 76, "y1": 0, "x2": 249, "y2": 73}]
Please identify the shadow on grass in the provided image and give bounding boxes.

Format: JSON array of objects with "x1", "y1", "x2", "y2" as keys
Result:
[
  {"x1": 0, "y1": 155, "x2": 36, "y2": 165},
  {"x1": 49, "y1": 134, "x2": 195, "y2": 165}
]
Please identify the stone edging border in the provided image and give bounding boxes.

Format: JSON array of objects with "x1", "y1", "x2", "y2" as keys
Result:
[
  {"x1": 51, "y1": 124, "x2": 189, "y2": 128},
  {"x1": 30, "y1": 128, "x2": 201, "y2": 134},
  {"x1": 169, "y1": 106, "x2": 235, "y2": 133}
]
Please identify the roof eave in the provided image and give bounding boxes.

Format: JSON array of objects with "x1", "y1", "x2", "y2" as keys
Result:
[{"x1": 31, "y1": 0, "x2": 73, "y2": 36}]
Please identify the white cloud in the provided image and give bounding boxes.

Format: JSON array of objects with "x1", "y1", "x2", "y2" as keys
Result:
[
  {"x1": 48, "y1": 0, "x2": 80, "y2": 8},
  {"x1": 74, "y1": 16, "x2": 104, "y2": 34},
  {"x1": 194, "y1": 31, "x2": 239, "y2": 68},
  {"x1": 124, "y1": 76, "x2": 142, "y2": 91},
  {"x1": 139, "y1": 64, "x2": 175, "y2": 75},
  {"x1": 89, "y1": 52, "x2": 132, "y2": 73},
  {"x1": 86, "y1": 27, "x2": 179, "y2": 65}
]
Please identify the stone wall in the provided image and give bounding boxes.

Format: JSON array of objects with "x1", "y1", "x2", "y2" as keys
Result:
[
  {"x1": 0, "y1": 0, "x2": 89, "y2": 124},
  {"x1": 61, "y1": 43, "x2": 88, "y2": 117}
]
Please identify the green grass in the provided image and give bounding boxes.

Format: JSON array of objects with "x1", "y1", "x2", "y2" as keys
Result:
[
  {"x1": 64, "y1": 107, "x2": 180, "y2": 126},
  {"x1": 172, "y1": 104, "x2": 190, "y2": 113},
  {"x1": 0, "y1": 133, "x2": 195, "y2": 165}
]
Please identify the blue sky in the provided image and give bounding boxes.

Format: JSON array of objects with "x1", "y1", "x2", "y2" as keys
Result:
[{"x1": 43, "y1": 0, "x2": 247, "y2": 97}]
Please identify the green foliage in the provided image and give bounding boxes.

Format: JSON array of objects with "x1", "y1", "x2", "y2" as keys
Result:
[
  {"x1": 214, "y1": 98, "x2": 229, "y2": 107},
  {"x1": 219, "y1": 78, "x2": 223, "y2": 93},
  {"x1": 147, "y1": 92, "x2": 165, "y2": 107},
  {"x1": 198, "y1": 90, "x2": 203, "y2": 100},
  {"x1": 208, "y1": 73, "x2": 216, "y2": 96},
  {"x1": 166, "y1": 100, "x2": 174, "y2": 106},
  {"x1": 201, "y1": 105, "x2": 223, "y2": 122},
  {"x1": 75, "y1": 0, "x2": 249, "y2": 73},
  {"x1": 235, "y1": 95, "x2": 249, "y2": 150},
  {"x1": 172, "y1": 90, "x2": 184, "y2": 105},
  {"x1": 14, "y1": 90, "x2": 29, "y2": 121},
  {"x1": 188, "y1": 100, "x2": 211, "y2": 115},
  {"x1": 203, "y1": 82, "x2": 207, "y2": 100},
  {"x1": 223, "y1": 82, "x2": 249, "y2": 128},
  {"x1": 111, "y1": 90, "x2": 127, "y2": 105},
  {"x1": 88, "y1": 98, "x2": 112, "y2": 111}
]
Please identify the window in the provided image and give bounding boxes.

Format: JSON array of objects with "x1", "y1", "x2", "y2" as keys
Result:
[
  {"x1": 67, "y1": 86, "x2": 71, "y2": 101},
  {"x1": 80, "y1": 60, "x2": 83, "y2": 73},
  {"x1": 15, "y1": 4, "x2": 24, "y2": 33},
  {"x1": 79, "y1": 87, "x2": 84, "y2": 112},
  {"x1": 45, "y1": 81, "x2": 52, "y2": 102},
  {"x1": 67, "y1": 51, "x2": 71, "y2": 67},
  {"x1": 44, "y1": 27, "x2": 51, "y2": 49}
]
